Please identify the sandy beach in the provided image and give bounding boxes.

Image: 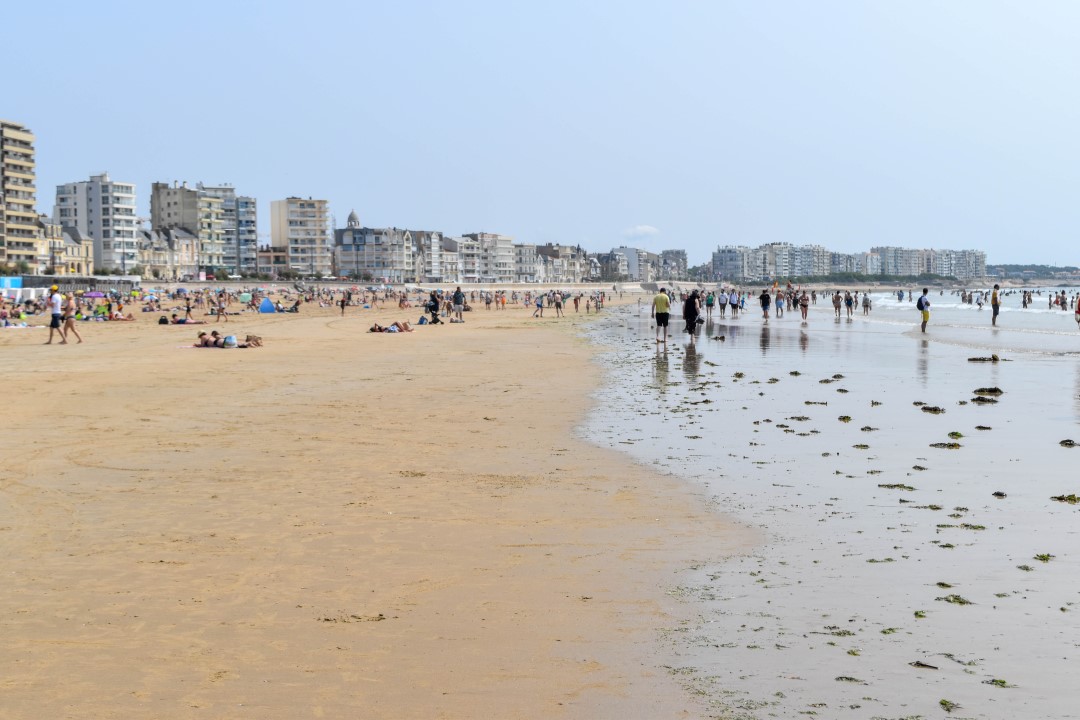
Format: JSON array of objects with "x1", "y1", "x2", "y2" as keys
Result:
[{"x1": 0, "y1": 298, "x2": 755, "y2": 719}]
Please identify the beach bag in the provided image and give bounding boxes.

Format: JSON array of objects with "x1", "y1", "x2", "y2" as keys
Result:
[
  {"x1": 223, "y1": 335, "x2": 238, "y2": 348},
  {"x1": 916, "y1": 296, "x2": 926, "y2": 311},
  {"x1": 418, "y1": 316, "x2": 428, "y2": 325}
]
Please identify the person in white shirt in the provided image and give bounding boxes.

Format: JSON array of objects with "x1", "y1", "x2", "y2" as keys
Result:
[{"x1": 45, "y1": 285, "x2": 66, "y2": 344}]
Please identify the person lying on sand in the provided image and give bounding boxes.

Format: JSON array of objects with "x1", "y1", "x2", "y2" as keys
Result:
[
  {"x1": 194, "y1": 331, "x2": 260, "y2": 348},
  {"x1": 369, "y1": 321, "x2": 413, "y2": 333},
  {"x1": 171, "y1": 313, "x2": 206, "y2": 325}
]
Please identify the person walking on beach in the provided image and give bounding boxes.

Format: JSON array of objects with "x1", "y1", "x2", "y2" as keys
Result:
[
  {"x1": 705, "y1": 291, "x2": 715, "y2": 319},
  {"x1": 62, "y1": 293, "x2": 83, "y2": 344},
  {"x1": 216, "y1": 293, "x2": 228, "y2": 323},
  {"x1": 452, "y1": 286, "x2": 465, "y2": 322},
  {"x1": 683, "y1": 290, "x2": 701, "y2": 334},
  {"x1": 554, "y1": 292, "x2": 564, "y2": 318},
  {"x1": 759, "y1": 289, "x2": 771, "y2": 323},
  {"x1": 862, "y1": 292, "x2": 871, "y2": 315},
  {"x1": 652, "y1": 286, "x2": 671, "y2": 344},
  {"x1": 717, "y1": 290, "x2": 728, "y2": 318},
  {"x1": 832, "y1": 291, "x2": 842, "y2": 318},
  {"x1": 991, "y1": 284, "x2": 1001, "y2": 326},
  {"x1": 45, "y1": 285, "x2": 66, "y2": 344},
  {"x1": 917, "y1": 288, "x2": 930, "y2": 333},
  {"x1": 799, "y1": 290, "x2": 809, "y2": 321}
]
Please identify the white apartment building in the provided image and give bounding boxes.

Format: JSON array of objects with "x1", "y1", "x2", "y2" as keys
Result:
[
  {"x1": 465, "y1": 232, "x2": 514, "y2": 283},
  {"x1": 611, "y1": 245, "x2": 652, "y2": 282},
  {"x1": 271, "y1": 197, "x2": 332, "y2": 276},
  {"x1": 53, "y1": 173, "x2": 138, "y2": 272},
  {"x1": 514, "y1": 243, "x2": 541, "y2": 282}
]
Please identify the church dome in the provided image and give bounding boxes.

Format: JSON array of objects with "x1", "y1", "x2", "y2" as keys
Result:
[{"x1": 347, "y1": 210, "x2": 360, "y2": 227}]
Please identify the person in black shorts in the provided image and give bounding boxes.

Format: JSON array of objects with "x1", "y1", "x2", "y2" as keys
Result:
[{"x1": 652, "y1": 287, "x2": 671, "y2": 344}]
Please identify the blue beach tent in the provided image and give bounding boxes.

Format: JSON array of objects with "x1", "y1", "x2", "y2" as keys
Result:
[{"x1": 259, "y1": 297, "x2": 276, "y2": 313}]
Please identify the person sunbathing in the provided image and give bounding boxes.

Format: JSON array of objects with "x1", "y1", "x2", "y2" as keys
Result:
[
  {"x1": 195, "y1": 330, "x2": 259, "y2": 348},
  {"x1": 171, "y1": 313, "x2": 206, "y2": 325},
  {"x1": 369, "y1": 321, "x2": 413, "y2": 333}
]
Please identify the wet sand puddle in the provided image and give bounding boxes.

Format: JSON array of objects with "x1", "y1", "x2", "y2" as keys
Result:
[{"x1": 585, "y1": 305, "x2": 1079, "y2": 719}]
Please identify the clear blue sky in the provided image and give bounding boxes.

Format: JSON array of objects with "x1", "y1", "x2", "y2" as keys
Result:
[{"x1": 9, "y1": 1, "x2": 1080, "y2": 265}]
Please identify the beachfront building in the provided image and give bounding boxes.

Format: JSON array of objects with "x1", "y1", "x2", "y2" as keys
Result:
[
  {"x1": 150, "y1": 181, "x2": 227, "y2": 274},
  {"x1": 135, "y1": 228, "x2": 200, "y2": 281},
  {"x1": 464, "y1": 232, "x2": 515, "y2": 283},
  {"x1": 441, "y1": 245, "x2": 461, "y2": 283},
  {"x1": 1, "y1": 120, "x2": 38, "y2": 271},
  {"x1": 595, "y1": 250, "x2": 630, "y2": 282},
  {"x1": 53, "y1": 173, "x2": 138, "y2": 273},
  {"x1": 271, "y1": 197, "x2": 332, "y2": 277},
  {"x1": 412, "y1": 230, "x2": 444, "y2": 283},
  {"x1": 334, "y1": 215, "x2": 415, "y2": 282},
  {"x1": 58, "y1": 227, "x2": 94, "y2": 276},
  {"x1": 443, "y1": 236, "x2": 480, "y2": 283},
  {"x1": 255, "y1": 245, "x2": 290, "y2": 278},
  {"x1": 610, "y1": 245, "x2": 653, "y2": 282},
  {"x1": 197, "y1": 184, "x2": 257, "y2": 275},
  {"x1": 513, "y1": 243, "x2": 542, "y2": 283},
  {"x1": 711, "y1": 245, "x2": 752, "y2": 282},
  {"x1": 536, "y1": 244, "x2": 587, "y2": 283},
  {"x1": 660, "y1": 249, "x2": 688, "y2": 280}
]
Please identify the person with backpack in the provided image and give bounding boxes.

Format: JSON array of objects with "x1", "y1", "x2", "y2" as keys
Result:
[{"x1": 917, "y1": 288, "x2": 930, "y2": 333}]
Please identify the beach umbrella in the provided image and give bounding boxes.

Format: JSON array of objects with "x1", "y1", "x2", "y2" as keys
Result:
[
  {"x1": 85, "y1": 291, "x2": 105, "y2": 298},
  {"x1": 239, "y1": 292, "x2": 252, "y2": 303}
]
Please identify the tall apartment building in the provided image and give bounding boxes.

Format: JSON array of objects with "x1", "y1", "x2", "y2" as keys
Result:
[
  {"x1": 1, "y1": 120, "x2": 38, "y2": 269},
  {"x1": 197, "y1": 183, "x2": 257, "y2": 274},
  {"x1": 53, "y1": 173, "x2": 138, "y2": 272},
  {"x1": 464, "y1": 232, "x2": 514, "y2": 283},
  {"x1": 150, "y1": 181, "x2": 226, "y2": 272},
  {"x1": 270, "y1": 197, "x2": 332, "y2": 276}
]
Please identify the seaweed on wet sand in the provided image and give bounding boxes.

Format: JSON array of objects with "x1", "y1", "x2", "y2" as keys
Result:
[
  {"x1": 940, "y1": 698, "x2": 960, "y2": 713},
  {"x1": 930, "y1": 442, "x2": 962, "y2": 449},
  {"x1": 921, "y1": 406, "x2": 946, "y2": 414},
  {"x1": 971, "y1": 396, "x2": 998, "y2": 404},
  {"x1": 937, "y1": 594, "x2": 973, "y2": 605},
  {"x1": 879, "y1": 483, "x2": 915, "y2": 491},
  {"x1": 1051, "y1": 494, "x2": 1079, "y2": 503},
  {"x1": 1060, "y1": 439, "x2": 1077, "y2": 448},
  {"x1": 838, "y1": 415, "x2": 852, "y2": 423},
  {"x1": 1034, "y1": 553, "x2": 1055, "y2": 563},
  {"x1": 973, "y1": 387, "x2": 1004, "y2": 396}
]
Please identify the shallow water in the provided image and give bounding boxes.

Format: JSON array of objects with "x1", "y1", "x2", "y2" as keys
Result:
[{"x1": 585, "y1": 302, "x2": 1080, "y2": 719}]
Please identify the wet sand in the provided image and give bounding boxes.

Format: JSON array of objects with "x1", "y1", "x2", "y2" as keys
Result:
[
  {"x1": 587, "y1": 304, "x2": 1079, "y2": 719},
  {"x1": 0, "y1": 302, "x2": 755, "y2": 718}
]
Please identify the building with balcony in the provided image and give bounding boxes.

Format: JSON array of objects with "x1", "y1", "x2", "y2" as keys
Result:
[
  {"x1": 465, "y1": 232, "x2": 514, "y2": 283},
  {"x1": 197, "y1": 184, "x2": 257, "y2": 274},
  {"x1": 150, "y1": 181, "x2": 227, "y2": 273},
  {"x1": 1, "y1": 120, "x2": 38, "y2": 270},
  {"x1": 271, "y1": 197, "x2": 332, "y2": 276},
  {"x1": 54, "y1": 172, "x2": 138, "y2": 273}
]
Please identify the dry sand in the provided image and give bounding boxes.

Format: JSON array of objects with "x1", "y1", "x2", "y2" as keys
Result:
[{"x1": 0, "y1": 301, "x2": 755, "y2": 718}]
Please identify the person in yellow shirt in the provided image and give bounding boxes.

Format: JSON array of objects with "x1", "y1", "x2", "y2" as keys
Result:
[
  {"x1": 991, "y1": 284, "x2": 1000, "y2": 326},
  {"x1": 651, "y1": 288, "x2": 671, "y2": 344}
]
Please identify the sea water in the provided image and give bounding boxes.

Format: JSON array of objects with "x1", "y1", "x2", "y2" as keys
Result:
[{"x1": 584, "y1": 299, "x2": 1080, "y2": 719}]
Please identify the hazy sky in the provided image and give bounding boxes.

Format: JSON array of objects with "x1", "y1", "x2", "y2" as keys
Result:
[{"x1": 9, "y1": 1, "x2": 1080, "y2": 265}]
